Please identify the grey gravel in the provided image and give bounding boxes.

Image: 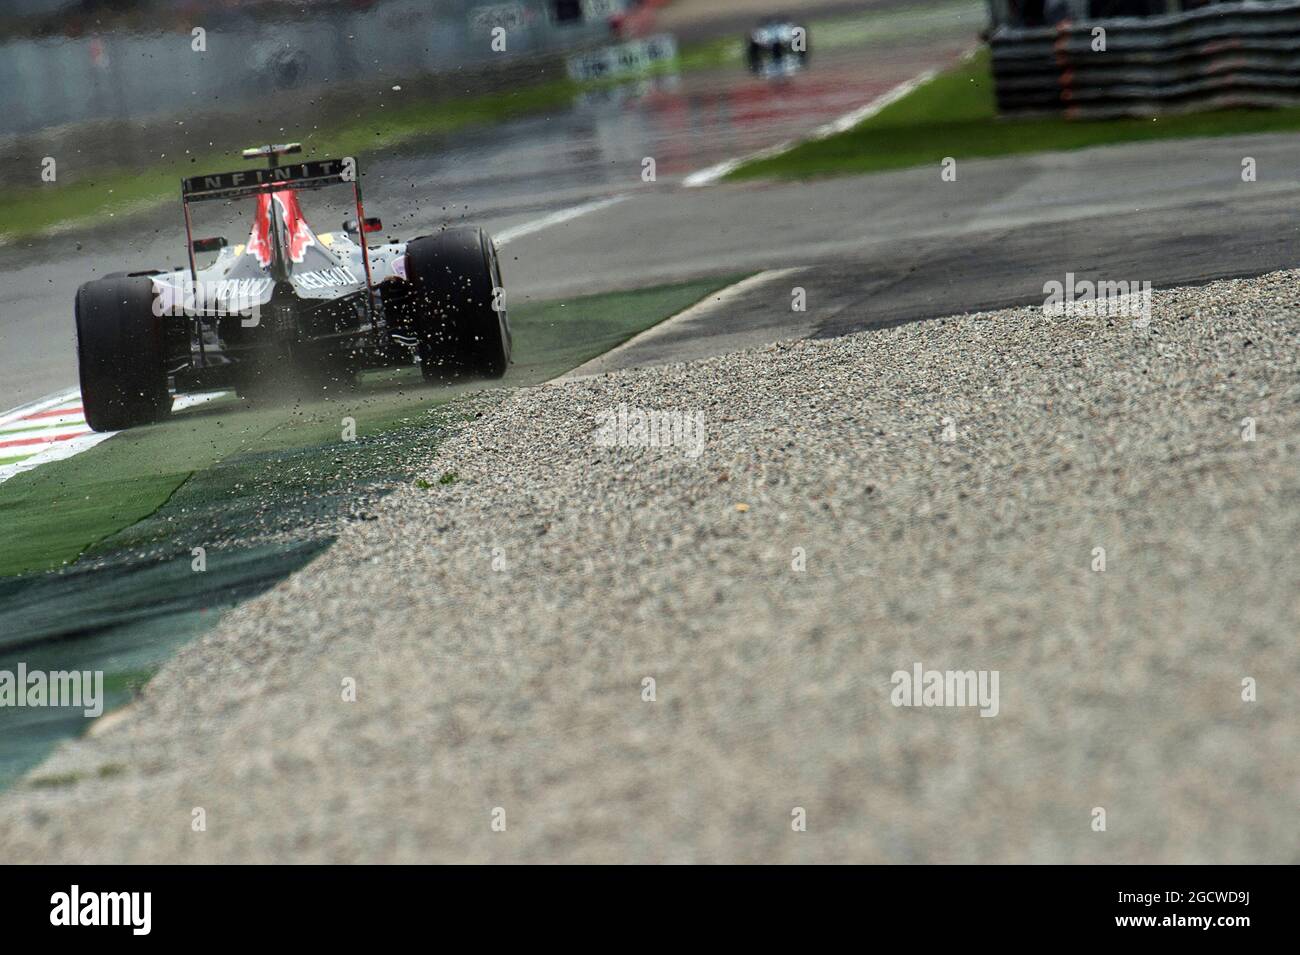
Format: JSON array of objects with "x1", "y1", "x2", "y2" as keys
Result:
[{"x1": 1, "y1": 271, "x2": 1297, "y2": 863}]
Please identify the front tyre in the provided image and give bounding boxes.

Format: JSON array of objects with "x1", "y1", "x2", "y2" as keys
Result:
[
  {"x1": 404, "y1": 227, "x2": 511, "y2": 382},
  {"x1": 75, "y1": 276, "x2": 171, "y2": 432}
]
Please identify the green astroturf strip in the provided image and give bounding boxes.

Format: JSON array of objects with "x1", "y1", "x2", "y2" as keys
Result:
[
  {"x1": 0, "y1": 275, "x2": 736, "y2": 791},
  {"x1": 506, "y1": 278, "x2": 745, "y2": 380},
  {"x1": 0, "y1": 540, "x2": 328, "y2": 791},
  {"x1": 0, "y1": 276, "x2": 737, "y2": 578},
  {"x1": 727, "y1": 48, "x2": 1300, "y2": 181}
]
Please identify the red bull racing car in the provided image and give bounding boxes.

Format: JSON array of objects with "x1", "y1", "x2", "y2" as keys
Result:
[{"x1": 74, "y1": 144, "x2": 511, "y2": 432}]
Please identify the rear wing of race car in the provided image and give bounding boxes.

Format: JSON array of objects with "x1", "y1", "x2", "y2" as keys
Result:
[
  {"x1": 179, "y1": 144, "x2": 375, "y2": 297},
  {"x1": 180, "y1": 157, "x2": 358, "y2": 203}
]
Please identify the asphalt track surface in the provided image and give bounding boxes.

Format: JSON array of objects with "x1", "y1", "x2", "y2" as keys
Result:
[
  {"x1": 6, "y1": 0, "x2": 1297, "y2": 410},
  {"x1": 6, "y1": 125, "x2": 1300, "y2": 414},
  {"x1": 0, "y1": 0, "x2": 979, "y2": 409},
  {"x1": 560, "y1": 134, "x2": 1300, "y2": 373},
  {"x1": 1, "y1": 0, "x2": 1297, "y2": 865},
  {"x1": 3, "y1": 0, "x2": 1298, "y2": 412},
  {"x1": 5, "y1": 272, "x2": 1295, "y2": 863}
]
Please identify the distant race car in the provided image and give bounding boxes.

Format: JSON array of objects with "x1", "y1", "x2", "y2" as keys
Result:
[
  {"x1": 746, "y1": 17, "x2": 809, "y2": 77},
  {"x1": 74, "y1": 143, "x2": 511, "y2": 431}
]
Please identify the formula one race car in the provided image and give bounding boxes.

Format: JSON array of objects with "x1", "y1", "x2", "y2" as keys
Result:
[
  {"x1": 746, "y1": 17, "x2": 809, "y2": 77},
  {"x1": 74, "y1": 144, "x2": 511, "y2": 431}
]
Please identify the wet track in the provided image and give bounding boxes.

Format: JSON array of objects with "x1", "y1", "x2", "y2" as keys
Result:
[
  {"x1": 2, "y1": 0, "x2": 1299, "y2": 410},
  {"x1": 1, "y1": 0, "x2": 1297, "y2": 865},
  {"x1": 0, "y1": 0, "x2": 978, "y2": 409},
  {"x1": 557, "y1": 133, "x2": 1300, "y2": 372}
]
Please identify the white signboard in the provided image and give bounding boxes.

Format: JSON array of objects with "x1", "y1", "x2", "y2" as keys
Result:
[{"x1": 566, "y1": 34, "x2": 679, "y2": 82}]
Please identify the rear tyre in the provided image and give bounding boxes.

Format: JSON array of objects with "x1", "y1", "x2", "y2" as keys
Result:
[
  {"x1": 75, "y1": 276, "x2": 171, "y2": 432},
  {"x1": 403, "y1": 227, "x2": 511, "y2": 383}
]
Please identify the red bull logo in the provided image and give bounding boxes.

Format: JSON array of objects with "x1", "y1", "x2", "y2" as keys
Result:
[{"x1": 246, "y1": 189, "x2": 317, "y2": 268}]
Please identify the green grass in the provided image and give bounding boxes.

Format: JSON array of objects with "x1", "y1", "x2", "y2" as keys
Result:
[
  {"x1": 0, "y1": 276, "x2": 739, "y2": 578},
  {"x1": 728, "y1": 48, "x2": 1300, "y2": 181}
]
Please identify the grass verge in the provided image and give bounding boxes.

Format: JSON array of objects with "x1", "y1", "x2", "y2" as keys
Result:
[
  {"x1": 0, "y1": 277, "x2": 738, "y2": 578},
  {"x1": 0, "y1": 275, "x2": 740, "y2": 789},
  {"x1": 727, "y1": 48, "x2": 1300, "y2": 181}
]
